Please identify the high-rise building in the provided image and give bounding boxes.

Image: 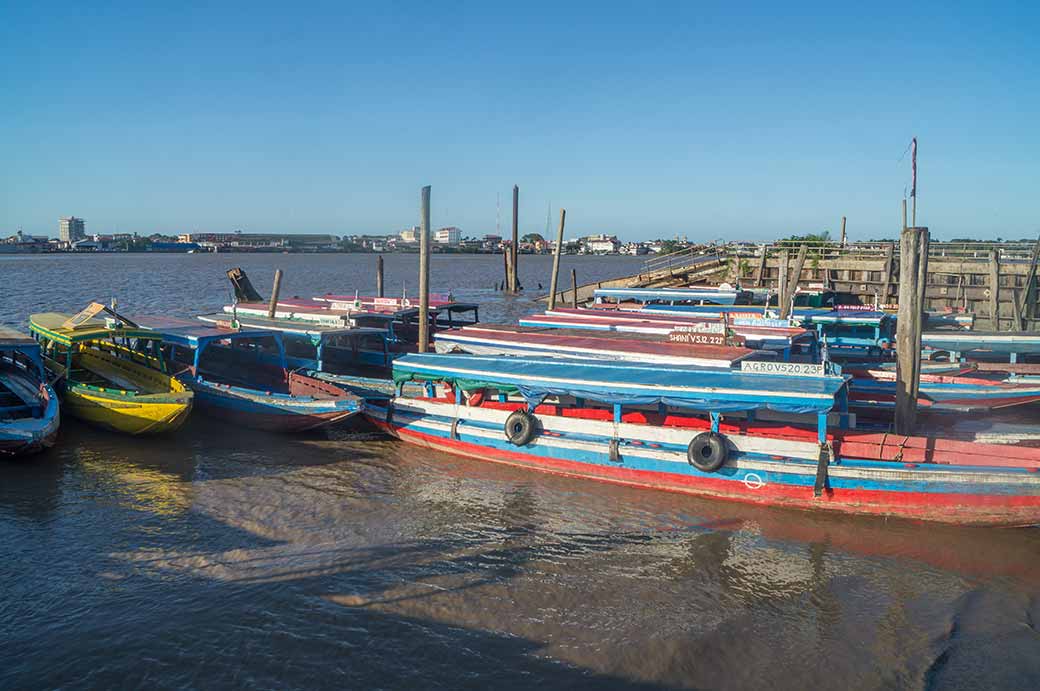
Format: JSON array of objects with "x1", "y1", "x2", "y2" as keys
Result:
[
  {"x1": 434, "y1": 226, "x2": 461, "y2": 245},
  {"x1": 59, "y1": 216, "x2": 86, "y2": 242}
]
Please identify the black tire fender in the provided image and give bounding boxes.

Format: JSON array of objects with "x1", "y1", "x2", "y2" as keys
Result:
[
  {"x1": 504, "y1": 409, "x2": 538, "y2": 446},
  {"x1": 687, "y1": 432, "x2": 728, "y2": 472}
]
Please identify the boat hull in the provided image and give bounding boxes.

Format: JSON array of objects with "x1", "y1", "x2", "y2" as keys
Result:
[
  {"x1": 0, "y1": 386, "x2": 60, "y2": 457},
  {"x1": 366, "y1": 399, "x2": 1040, "y2": 526},
  {"x1": 63, "y1": 386, "x2": 193, "y2": 435},
  {"x1": 190, "y1": 381, "x2": 360, "y2": 432}
]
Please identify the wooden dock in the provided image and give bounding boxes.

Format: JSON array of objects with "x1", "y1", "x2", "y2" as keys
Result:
[{"x1": 544, "y1": 240, "x2": 1040, "y2": 331}]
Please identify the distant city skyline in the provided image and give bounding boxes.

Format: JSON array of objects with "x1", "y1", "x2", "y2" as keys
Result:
[{"x1": 2, "y1": 2, "x2": 1038, "y2": 242}]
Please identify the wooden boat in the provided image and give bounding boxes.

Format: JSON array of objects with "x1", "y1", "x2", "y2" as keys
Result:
[
  {"x1": 518, "y1": 308, "x2": 817, "y2": 358},
  {"x1": 846, "y1": 368, "x2": 1040, "y2": 413},
  {"x1": 137, "y1": 317, "x2": 360, "y2": 432},
  {"x1": 434, "y1": 324, "x2": 756, "y2": 368},
  {"x1": 594, "y1": 286, "x2": 747, "y2": 306},
  {"x1": 195, "y1": 312, "x2": 401, "y2": 399},
  {"x1": 921, "y1": 331, "x2": 1040, "y2": 364},
  {"x1": 312, "y1": 293, "x2": 480, "y2": 328},
  {"x1": 225, "y1": 267, "x2": 478, "y2": 333},
  {"x1": 434, "y1": 322, "x2": 1040, "y2": 415},
  {"x1": 29, "y1": 309, "x2": 193, "y2": 435},
  {"x1": 196, "y1": 312, "x2": 392, "y2": 370},
  {"x1": 367, "y1": 353, "x2": 1040, "y2": 526},
  {"x1": 0, "y1": 326, "x2": 60, "y2": 455}
]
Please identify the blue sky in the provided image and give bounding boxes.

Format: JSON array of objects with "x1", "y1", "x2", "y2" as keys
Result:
[{"x1": 2, "y1": 1, "x2": 1037, "y2": 241}]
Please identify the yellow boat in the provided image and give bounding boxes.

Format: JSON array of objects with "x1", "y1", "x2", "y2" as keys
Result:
[{"x1": 29, "y1": 308, "x2": 193, "y2": 435}]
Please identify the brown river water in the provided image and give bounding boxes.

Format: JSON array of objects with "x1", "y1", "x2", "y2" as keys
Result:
[{"x1": 2, "y1": 253, "x2": 1039, "y2": 689}]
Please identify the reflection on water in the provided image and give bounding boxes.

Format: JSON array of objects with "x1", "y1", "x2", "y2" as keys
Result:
[{"x1": 2, "y1": 254, "x2": 1040, "y2": 688}]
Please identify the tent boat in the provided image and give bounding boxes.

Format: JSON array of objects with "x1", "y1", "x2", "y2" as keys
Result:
[
  {"x1": 137, "y1": 317, "x2": 360, "y2": 432},
  {"x1": 368, "y1": 353, "x2": 1040, "y2": 526},
  {"x1": 29, "y1": 309, "x2": 193, "y2": 435},
  {"x1": 0, "y1": 326, "x2": 60, "y2": 455}
]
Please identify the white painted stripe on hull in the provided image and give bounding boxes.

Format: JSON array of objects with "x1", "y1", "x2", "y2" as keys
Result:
[{"x1": 381, "y1": 400, "x2": 1040, "y2": 487}]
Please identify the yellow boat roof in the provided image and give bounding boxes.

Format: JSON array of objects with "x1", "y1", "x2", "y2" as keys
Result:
[{"x1": 29, "y1": 312, "x2": 162, "y2": 346}]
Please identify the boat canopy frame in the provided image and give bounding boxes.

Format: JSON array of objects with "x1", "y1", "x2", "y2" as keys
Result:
[{"x1": 392, "y1": 353, "x2": 851, "y2": 442}]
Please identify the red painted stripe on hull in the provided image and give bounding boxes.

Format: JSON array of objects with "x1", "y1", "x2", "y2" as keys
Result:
[{"x1": 371, "y1": 419, "x2": 1040, "y2": 526}]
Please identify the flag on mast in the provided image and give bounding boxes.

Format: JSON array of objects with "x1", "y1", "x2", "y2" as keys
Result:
[{"x1": 910, "y1": 137, "x2": 917, "y2": 198}]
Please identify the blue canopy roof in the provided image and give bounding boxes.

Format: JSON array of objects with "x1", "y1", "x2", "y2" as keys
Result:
[
  {"x1": 802, "y1": 310, "x2": 891, "y2": 325},
  {"x1": 197, "y1": 312, "x2": 387, "y2": 340},
  {"x1": 393, "y1": 353, "x2": 847, "y2": 415},
  {"x1": 132, "y1": 315, "x2": 277, "y2": 348}
]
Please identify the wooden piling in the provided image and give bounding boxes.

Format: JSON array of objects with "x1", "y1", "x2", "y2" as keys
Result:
[
  {"x1": 571, "y1": 268, "x2": 578, "y2": 308},
  {"x1": 1018, "y1": 235, "x2": 1040, "y2": 329},
  {"x1": 785, "y1": 244, "x2": 809, "y2": 316},
  {"x1": 895, "y1": 226, "x2": 928, "y2": 435},
  {"x1": 988, "y1": 249, "x2": 1001, "y2": 330},
  {"x1": 755, "y1": 245, "x2": 767, "y2": 287},
  {"x1": 510, "y1": 185, "x2": 519, "y2": 292},
  {"x1": 839, "y1": 216, "x2": 847, "y2": 246},
  {"x1": 881, "y1": 242, "x2": 895, "y2": 305},
  {"x1": 418, "y1": 186, "x2": 431, "y2": 353},
  {"x1": 502, "y1": 248, "x2": 509, "y2": 291},
  {"x1": 267, "y1": 269, "x2": 283, "y2": 318},
  {"x1": 776, "y1": 250, "x2": 789, "y2": 316},
  {"x1": 547, "y1": 209, "x2": 566, "y2": 310},
  {"x1": 376, "y1": 255, "x2": 384, "y2": 298},
  {"x1": 911, "y1": 231, "x2": 930, "y2": 401}
]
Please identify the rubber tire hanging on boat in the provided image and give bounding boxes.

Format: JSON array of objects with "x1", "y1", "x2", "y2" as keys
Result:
[
  {"x1": 687, "y1": 432, "x2": 727, "y2": 472},
  {"x1": 504, "y1": 410, "x2": 538, "y2": 446}
]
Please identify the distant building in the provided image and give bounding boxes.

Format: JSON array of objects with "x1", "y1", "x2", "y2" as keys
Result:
[
  {"x1": 434, "y1": 227, "x2": 461, "y2": 245},
  {"x1": 399, "y1": 226, "x2": 419, "y2": 243},
  {"x1": 583, "y1": 234, "x2": 620, "y2": 254},
  {"x1": 150, "y1": 242, "x2": 201, "y2": 252},
  {"x1": 59, "y1": 216, "x2": 86, "y2": 243},
  {"x1": 178, "y1": 232, "x2": 339, "y2": 252},
  {"x1": 0, "y1": 230, "x2": 50, "y2": 253}
]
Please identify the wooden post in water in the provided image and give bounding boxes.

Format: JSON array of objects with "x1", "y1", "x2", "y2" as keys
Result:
[
  {"x1": 911, "y1": 230, "x2": 930, "y2": 402},
  {"x1": 755, "y1": 245, "x2": 767, "y2": 286},
  {"x1": 988, "y1": 248, "x2": 1001, "y2": 330},
  {"x1": 840, "y1": 216, "x2": 847, "y2": 246},
  {"x1": 895, "y1": 226, "x2": 928, "y2": 435},
  {"x1": 510, "y1": 185, "x2": 520, "y2": 292},
  {"x1": 376, "y1": 255, "x2": 384, "y2": 298},
  {"x1": 547, "y1": 209, "x2": 566, "y2": 310},
  {"x1": 418, "y1": 185, "x2": 431, "y2": 353},
  {"x1": 1018, "y1": 234, "x2": 1040, "y2": 330},
  {"x1": 785, "y1": 244, "x2": 808, "y2": 317},
  {"x1": 502, "y1": 248, "x2": 509, "y2": 291},
  {"x1": 571, "y1": 268, "x2": 578, "y2": 308},
  {"x1": 881, "y1": 242, "x2": 895, "y2": 305},
  {"x1": 776, "y1": 250, "x2": 790, "y2": 316},
  {"x1": 267, "y1": 269, "x2": 283, "y2": 318}
]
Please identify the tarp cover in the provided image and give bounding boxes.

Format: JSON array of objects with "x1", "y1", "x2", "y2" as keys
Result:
[{"x1": 393, "y1": 353, "x2": 846, "y2": 414}]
